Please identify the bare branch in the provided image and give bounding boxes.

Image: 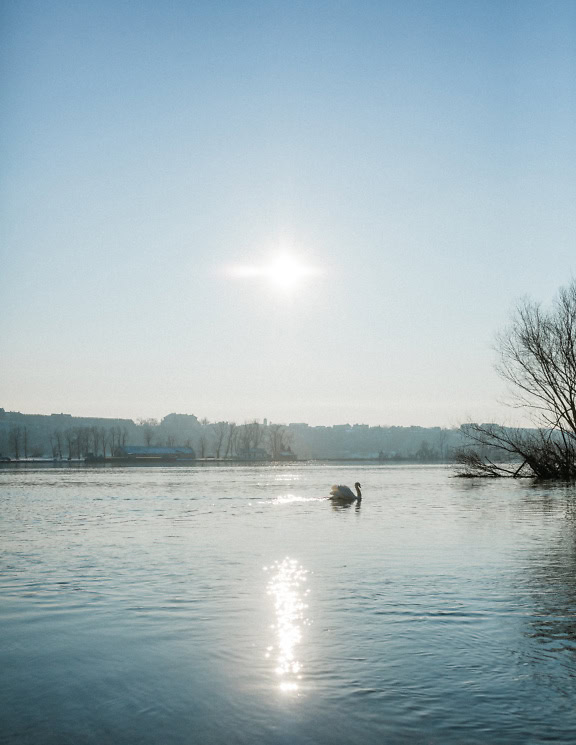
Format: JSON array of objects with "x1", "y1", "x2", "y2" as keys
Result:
[{"x1": 461, "y1": 280, "x2": 576, "y2": 479}]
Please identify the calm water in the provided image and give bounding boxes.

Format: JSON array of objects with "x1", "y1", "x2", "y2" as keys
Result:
[{"x1": 1, "y1": 463, "x2": 576, "y2": 744}]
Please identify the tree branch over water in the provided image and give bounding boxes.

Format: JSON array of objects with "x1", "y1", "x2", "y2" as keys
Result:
[{"x1": 456, "y1": 281, "x2": 576, "y2": 479}]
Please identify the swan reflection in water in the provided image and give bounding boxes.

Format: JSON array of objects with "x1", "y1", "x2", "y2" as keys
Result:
[
  {"x1": 330, "y1": 498, "x2": 362, "y2": 512},
  {"x1": 264, "y1": 558, "x2": 310, "y2": 693}
]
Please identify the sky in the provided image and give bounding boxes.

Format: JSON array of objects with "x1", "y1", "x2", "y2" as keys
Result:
[{"x1": 1, "y1": 0, "x2": 575, "y2": 427}]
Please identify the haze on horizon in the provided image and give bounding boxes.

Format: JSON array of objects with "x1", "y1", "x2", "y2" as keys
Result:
[{"x1": 1, "y1": 1, "x2": 575, "y2": 428}]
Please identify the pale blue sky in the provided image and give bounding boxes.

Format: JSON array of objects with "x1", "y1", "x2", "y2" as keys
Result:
[{"x1": 1, "y1": 0, "x2": 575, "y2": 426}]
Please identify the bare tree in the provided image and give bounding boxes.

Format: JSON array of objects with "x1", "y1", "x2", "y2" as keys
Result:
[
  {"x1": 455, "y1": 424, "x2": 551, "y2": 478},
  {"x1": 267, "y1": 423, "x2": 291, "y2": 460},
  {"x1": 497, "y1": 282, "x2": 576, "y2": 432},
  {"x1": 56, "y1": 430, "x2": 64, "y2": 459},
  {"x1": 211, "y1": 422, "x2": 229, "y2": 459},
  {"x1": 119, "y1": 426, "x2": 128, "y2": 448},
  {"x1": 109, "y1": 426, "x2": 118, "y2": 456},
  {"x1": 437, "y1": 429, "x2": 450, "y2": 461},
  {"x1": 90, "y1": 426, "x2": 100, "y2": 456},
  {"x1": 101, "y1": 427, "x2": 109, "y2": 458},
  {"x1": 457, "y1": 281, "x2": 576, "y2": 479},
  {"x1": 50, "y1": 430, "x2": 64, "y2": 459},
  {"x1": 184, "y1": 438, "x2": 194, "y2": 449},
  {"x1": 138, "y1": 418, "x2": 159, "y2": 447},
  {"x1": 8, "y1": 426, "x2": 22, "y2": 459},
  {"x1": 238, "y1": 423, "x2": 252, "y2": 453},
  {"x1": 224, "y1": 422, "x2": 237, "y2": 458},
  {"x1": 77, "y1": 427, "x2": 90, "y2": 458},
  {"x1": 248, "y1": 420, "x2": 263, "y2": 449},
  {"x1": 64, "y1": 429, "x2": 74, "y2": 460}
]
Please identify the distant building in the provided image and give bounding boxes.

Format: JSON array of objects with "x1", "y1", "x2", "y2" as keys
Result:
[
  {"x1": 277, "y1": 450, "x2": 297, "y2": 461},
  {"x1": 236, "y1": 448, "x2": 271, "y2": 461},
  {"x1": 161, "y1": 413, "x2": 199, "y2": 427},
  {"x1": 115, "y1": 445, "x2": 196, "y2": 460}
]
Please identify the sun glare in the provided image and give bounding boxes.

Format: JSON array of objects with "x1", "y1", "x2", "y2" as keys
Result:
[
  {"x1": 229, "y1": 253, "x2": 320, "y2": 294},
  {"x1": 264, "y1": 255, "x2": 315, "y2": 291}
]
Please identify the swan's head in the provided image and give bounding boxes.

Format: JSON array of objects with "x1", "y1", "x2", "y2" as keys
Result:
[{"x1": 354, "y1": 482, "x2": 361, "y2": 490}]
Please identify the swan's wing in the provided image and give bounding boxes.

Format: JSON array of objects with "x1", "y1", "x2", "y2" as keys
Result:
[{"x1": 330, "y1": 484, "x2": 354, "y2": 498}]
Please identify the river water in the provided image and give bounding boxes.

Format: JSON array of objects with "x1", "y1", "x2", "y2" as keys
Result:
[{"x1": 1, "y1": 463, "x2": 576, "y2": 744}]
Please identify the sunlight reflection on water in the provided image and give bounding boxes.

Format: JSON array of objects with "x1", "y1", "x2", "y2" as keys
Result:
[
  {"x1": 268, "y1": 494, "x2": 321, "y2": 505},
  {"x1": 274, "y1": 475, "x2": 301, "y2": 482},
  {"x1": 265, "y1": 558, "x2": 311, "y2": 693}
]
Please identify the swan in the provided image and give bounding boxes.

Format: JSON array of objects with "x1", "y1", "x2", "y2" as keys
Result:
[{"x1": 329, "y1": 482, "x2": 362, "y2": 501}]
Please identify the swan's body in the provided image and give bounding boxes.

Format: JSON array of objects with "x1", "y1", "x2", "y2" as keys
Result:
[{"x1": 330, "y1": 482, "x2": 362, "y2": 501}]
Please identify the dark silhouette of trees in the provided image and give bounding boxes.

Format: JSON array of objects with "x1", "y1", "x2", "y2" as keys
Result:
[
  {"x1": 64, "y1": 429, "x2": 75, "y2": 459},
  {"x1": 267, "y1": 423, "x2": 292, "y2": 460},
  {"x1": 224, "y1": 422, "x2": 237, "y2": 458},
  {"x1": 109, "y1": 425, "x2": 128, "y2": 456},
  {"x1": 247, "y1": 420, "x2": 263, "y2": 449},
  {"x1": 137, "y1": 418, "x2": 159, "y2": 447},
  {"x1": 211, "y1": 422, "x2": 229, "y2": 459},
  {"x1": 457, "y1": 281, "x2": 576, "y2": 479},
  {"x1": 197, "y1": 434, "x2": 208, "y2": 458},
  {"x1": 0, "y1": 410, "x2": 475, "y2": 463},
  {"x1": 237, "y1": 423, "x2": 251, "y2": 454},
  {"x1": 8, "y1": 426, "x2": 22, "y2": 459},
  {"x1": 50, "y1": 430, "x2": 64, "y2": 459},
  {"x1": 415, "y1": 439, "x2": 438, "y2": 462}
]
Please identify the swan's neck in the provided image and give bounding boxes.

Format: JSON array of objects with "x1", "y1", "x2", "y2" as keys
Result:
[{"x1": 355, "y1": 486, "x2": 362, "y2": 499}]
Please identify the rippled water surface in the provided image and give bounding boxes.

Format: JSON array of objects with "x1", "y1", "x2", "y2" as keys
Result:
[{"x1": 2, "y1": 463, "x2": 576, "y2": 744}]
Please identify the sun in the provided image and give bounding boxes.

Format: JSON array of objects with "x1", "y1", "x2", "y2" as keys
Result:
[
  {"x1": 263, "y1": 254, "x2": 316, "y2": 291},
  {"x1": 229, "y1": 252, "x2": 320, "y2": 294}
]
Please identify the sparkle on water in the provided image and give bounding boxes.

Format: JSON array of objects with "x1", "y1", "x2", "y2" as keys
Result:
[{"x1": 265, "y1": 557, "x2": 310, "y2": 693}]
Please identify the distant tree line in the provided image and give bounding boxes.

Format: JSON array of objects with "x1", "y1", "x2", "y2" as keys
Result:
[
  {"x1": 0, "y1": 409, "x2": 466, "y2": 462},
  {"x1": 134, "y1": 418, "x2": 294, "y2": 460}
]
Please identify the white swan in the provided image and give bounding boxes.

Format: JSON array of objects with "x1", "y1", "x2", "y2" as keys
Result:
[{"x1": 329, "y1": 482, "x2": 362, "y2": 501}]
